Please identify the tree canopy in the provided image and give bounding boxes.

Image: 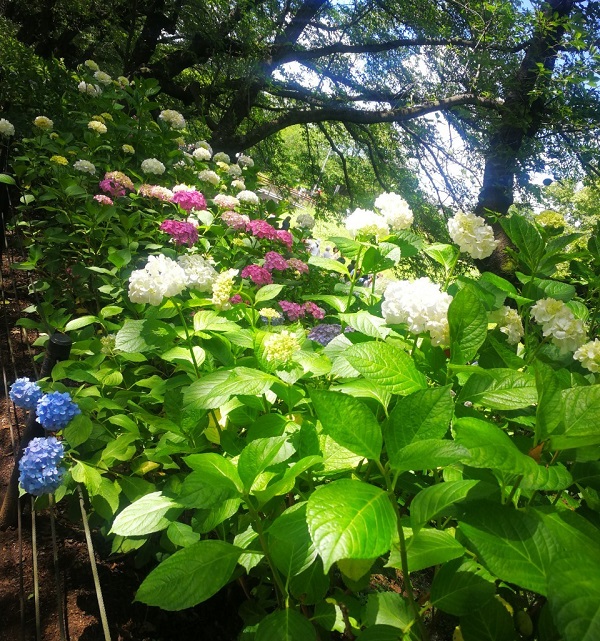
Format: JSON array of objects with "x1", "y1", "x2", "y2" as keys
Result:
[{"x1": 2, "y1": 0, "x2": 599, "y2": 221}]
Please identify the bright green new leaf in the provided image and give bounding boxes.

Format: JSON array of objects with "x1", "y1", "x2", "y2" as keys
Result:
[
  {"x1": 256, "y1": 609, "x2": 317, "y2": 641},
  {"x1": 268, "y1": 503, "x2": 318, "y2": 577},
  {"x1": 254, "y1": 455, "x2": 322, "y2": 504},
  {"x1": 388, "y1": 439, "x2": 470, "y2": 472},
  {"x1": 500, "y1": 215, "x2": 545, "y2": 272},
  {"x1": 111, "y1": 492, "x2": 183, "y2": 536},
  {"x1": 338, "y1": 310, "x2": 392, "y2": 339},
  {"x1": 363, "y1": 592, "x2": 415, "y2": 633},
  {"x1": 424, "y1": 243, "x2": 459, "y2": 270},
  {"x1": 237, "y1": 436, "x2": 296, "y2": 489},
  {"x1": 388, "y1": 529, "x2": 464, "y2": 572},
  {"x1": 255, "y1": 283, "x2": 284, "y2": 303},
  {"x1": 177, "y1": 464, "x2": 241, "y2": 508},
  {"x1": 310, "y1": 389, "x2": 382, "y2": 460},
  {"x1": 308, "y1": 255, "x2": 350, "y2": 277},
  {"x1": 307, "y1": 479, "x2": 396, "y2": 573},
  {"x1": 448, "y1": 285, "x2": 488, "y2": 365},
  {"x1": 115, "y1": 318, "x2": 177, "y2": 353},
  {"x1": 64, "y1": 315, "x2": 98, "y2": 331},
  {"x1": 135, "y1": 540, "x2": 241, "y2": 610},
  {"x1": 344, "y1": 341, "x2": 427, "y2": 396},
  {"x1": 551, "y1": 385, "x2": 600, "y2": 449}
]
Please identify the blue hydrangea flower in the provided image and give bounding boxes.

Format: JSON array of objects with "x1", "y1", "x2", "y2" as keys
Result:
[
  {"x1": 36, "y1": 391, "x2": 81, "y2": 431},
  {"x1": 18, "y1": 436, "x2": 65, "y2": 495},
  {"x1": 9, "y1": 377, "x2": 43, "y2": 411},
  {"x1": 308, "y1": 324, "x2": 344, "y2": 346}
]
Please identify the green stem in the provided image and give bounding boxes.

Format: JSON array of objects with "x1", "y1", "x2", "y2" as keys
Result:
[
  {"x1": 506, "y1": 475, "x2": 524, "y2": 505},
  {"x1": 442, "y1": 253, "x2": 459, "y2": 291},
  {"x1": 346, "y1": 245, "x2": 364, "y2": 312},
  {"x1": 173, "y1": 298, "x2": 201, "y2": 377}
]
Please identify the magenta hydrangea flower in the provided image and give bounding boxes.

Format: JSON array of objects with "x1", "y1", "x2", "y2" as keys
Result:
[
  {"x1": 279, "y1": 300, "x2": 306, "y2": 321},
  {"x1": 159, "y1": 220, "x2": 199, "y2": 247},
  {"x1": 264, "y1": 251, "x2": 288, "y2": 271},
  {"x1": 99, "y1": 171, "x2": 135, "y2": 198},
  {"x1": 287, "y1": 258, "x2": 309, "y2": 274},
  {"x1": 221, "y1": 211, "x2": 250, "y2": 230},
  {"x1": 275, "y1": 230, "x2": 293, "y2": 249},
  {"x1": 229, "y1": 294, "x2": 243, "y2": 304},
  {"x1": 304, "y1": 301, "x2": 325, "y2": 320},
  {"x1": 171, "y1": 188, "x2": 207, "y2": 211},
  {"x1": 241, "y1": 264, "x2": 273, "y2": 286},
  {"x1": 246, "y1": 219, "x2": 278, "y2": 240},
  {"x1": 94, "y1": 194, "x2": 113, "y2": 205}
]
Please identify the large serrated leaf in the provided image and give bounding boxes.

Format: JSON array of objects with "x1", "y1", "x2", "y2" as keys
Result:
[
  {"x1": 307, "y1": 479, "x2": 396, "y2": 573},
  {"x1": 111, "y1": 492, "x2": 182, "y2": 536},
  {"x1": 551, "y1": 385, "x2": 600, "y2": 449},
  {"x1": 448, "y1": 285, "x2": 488, "y2": 364},
  {"x1": 344, "y1": 341, "x2": 427, "y2": 396},
  {"x1": 256, "y1": 608, "x2": 317, "y2": 641},
  {"x1": 458, "y1": 369, "x2": 537, "y2": 410}
]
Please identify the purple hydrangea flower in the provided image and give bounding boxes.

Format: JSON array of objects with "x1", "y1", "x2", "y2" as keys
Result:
[
  {"x1": 36, "y1": 392, "x2": 81, "y2": 431},
  {"x1": 279, "y1": 300, "x2": 306, "y2": 321},
  {"x1": 159, "y1": 220, "x2": 199, "y2": 247},
  {"x1": 308, "y1": 324, "x2": 344, "y2": 346},
  {"x1": 246, "y1": 219, "x2": 278, "y2": 240},
  {"x1": 275, "y1": 230, "x2": 293, "y2": 249},
  {"x1": 304, "y1": 301, "x2": 325, "y2": 320},
  {"x1": 9, "y1": 378, "x2": 43, "y2": 411},
  {"x1": 264, "y1": 251, "x2": 288, "y2": 272},
  {"x1": 241, "y1": 264, "x2": 273, "y2": 286},
  {"x1": 171, "y1": 188, "x2": 207, "y2": 211},
  {"x1": 18, "y1": 436, "x2": 65, "y2": 495}
]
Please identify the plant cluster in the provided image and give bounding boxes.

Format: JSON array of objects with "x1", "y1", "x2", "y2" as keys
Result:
[{"x1": 3, "y1": 62, "x2": 600, "y2": 641}]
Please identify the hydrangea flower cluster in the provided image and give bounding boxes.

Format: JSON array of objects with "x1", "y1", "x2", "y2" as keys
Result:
[
  {"x1": 222, "y1": 211, "x2": 250, "y2": 230},
  {"x1": 50, "y1": 155, "x2": 69, "y2": 166},
  {"x1": 87, "y1": 120, "x2": 107, "y2": 134},
  {"x1": 263, "y1": 330, "x2": 300, "y2": 365},
  {"x1": 213, "y1": 194, "x2": 240, "y2": 209},
  {"x1": 264, "y1": 251, "x2": 288, "y2": 271},
  {"x1": 573, "y1": 339, "x2": 600, "y2": 373},
  {"x1": 138, "y1": 184, "x2": 173, "y2": 201},
  {"x1": 237, "y1": 154, "x2": 254, "y2": 168},
  {"x1": 177, "y1": 254, "x2": 218, "y2": 291},
  {"x1": 247, "y1": 219, "x2": 278, "y2": 240},
  {"x1": 275, "y1": 230, "x2": 293, "y2": 250},
  {"x1": 211, "y1": 269, "x2": 239, "y2": 310},
  {"x1": 34, "y1": 116, "x2": 53, "y2": 130},
  {"x1": 213, "y1": 152, "x2": 231, "y2": 164},
  {"x1": 172, "y1": 186, "x2": 207, "y2": 211},
  {"x1": 159, "y1": 109, "x2": 186, "y2": 129},
  {"x1": 447, "y1": 211, "x2": 498, "y2": 259},
  {"x1": 73, "y1": 160, "x2": 96, "y2": 174},
  {"x1": 346, "y1": 208, "x2": 390, "y2": 238},
  {"x1": 228, "y1": 164, "x2": 243, "y2": 178},
  {"x1": 488, "y1": 306, "x2": 524, "y2": 345},
  {"x1": 231, "y1": 179, "x2": 246, "y2": 191},
  {"x1": 287, "y1": 258, "x2": 309, "y2": 275},
  {"x1": 9, "y1": 378, "x2": 43, "y2": 410},
  {"x1": 159, "y1": 220, "x2": 199, "y2": 247},
  {"x1": 193, "y1": 147, "x2": 212, "y2": 161},
  {"x1": 259, "y1": 308, "x2": 283, "y2": 324},
  {"x1": 19, "y1": 437, "x2": 65, "y2": 495},
  {"x1": 374, "y1": 192, "x2": 413, "y2": 231},
  {"x1": 99, "y1": 171, "x2": 135, "y2": 198},
  {"x1": 93, "y1": 70, "x2": 112, "y2": 86},
  {"x1": 241, "y1": 264, "x2": 273, "y2": 286},
  {"x1": 530, "y1": 298, "x2": 587, "y2": 354},
  {"x1": 198, "y1": 170, "x2": 220, "y2": 186},
  {"x1": 382, "y1": 278, "x2": 452, "y2": 346},
  {"x1": 308, "y1": 324, "x2": 344, "y2": 346},
  {"x1": 237, "y1": 190, "x2": 260, "y2": 205},
  {"x1": 78, "y1": 81, "x2": 102, "y2": 96},
  {"x1": 129, "y1": 254, "x2": 187, "y2": 305},
  {"x1": 36, "y1": 391, "x2": 81, "y2": 430},
  {"x1": 94, "y1": 194, "x2": 113, "y2": 206},
  {"x1": 141, "y1": 158, "x2": 166, "y2": 175},
  {"x1": 279, "y1": 300, "x2": 325, "y2": 322},
  {"x1": 0, "y1": 118, "x2": 15, "y2": 136},
  {"x1": 295, "y1": 213, "x2": 316, "y2": 230}
]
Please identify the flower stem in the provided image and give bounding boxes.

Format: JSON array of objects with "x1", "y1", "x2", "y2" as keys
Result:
[{"x1": 173, "y1": 298, "x2": 201, "y2": 377}]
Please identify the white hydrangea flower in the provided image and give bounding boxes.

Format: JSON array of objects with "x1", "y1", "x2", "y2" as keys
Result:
[
  {"x1": 263, "y1": 330, "x2": 300, "y2": 364},
  {"x1": 374, "y1": 192, "x2": 413, "y2": 231},
  {"x1": 193, "y1": 147, "x2": 212, "y2": 161},
  {"x1": 237, "y1": 154, "x2": 254, "y2": 168},
  {"x1": 33, "y1": 116, "x2": 53, "y2": 130},
  {"x1": 177, "y1": 254, "x2": 218, "y2": 292},
  {"x1": 78, "y1": 81, "x2": 102, "y2": 96},
  {"x1": 346, "y1": 208, "x2": 389, "y2": 238},
  {"x1": 211, "y1": 268, "x2": 238, "y2": 310},
  {"x1": 87, "y1": 120, "x2": 107, "y2": 134},
  {"x1": 213, "y1": 194, "x2": 240, "y2": 209},
  {"x1": 295, "y1": 213, "x2": 315, "y2": 230},
  {"x1": 128, "y1": 254, "x2": 187, "y2": 305},
  {"x1": 574, "y1": 339, "x2": 600, "y2": 373},
  {"x1": 195, "y1": 140, "x2": 213, "y2": 155},
  {"x1": 382, "y1": 277, "x2": 452, "y2": 346},
  {"x1": 0, "y1": 118, "x2": 15, "y2": 136},
  {"x1": 117, "y1": 76, "x2": 130, "y2": 87},
  {"x1": 227, "y1": 164, "x2": 243, "y2": 177},
  {"x1": 84, "y1": 60, "x2": 99, "y2": 71},
  {"x1": 73, "y1": 159, "x2": 96, "y2": 174},
  {"x1": 447, "y1": 211, "x2": 498, "y2": 259},
  {"x1": 198, "y1": 170, "x2": 220, "y2": 186},
  {"x1": 530, "y1": 298, "x2": 587, "y2": 354},
  {"x1": 231, "y1": 179, "x2": 246, "y2": 191},
  {"x1": 141, "y1": 158, "x2": 166, "y2": 175},
  {"x1": 159, "y1": 109, "x2": 186, "y2": 130},
  {"x1": 93, "y1": 70, "x2": 112, "y2": 86},
  {"x1": 489, "y1": 306, "x2": 524, "y2": 345},
  {"x1": 237, "y1": 190, "x2": 260, "y2": 205},
  {"x1": 213, "y1": 152, "x2": 230, "y2": 164}
]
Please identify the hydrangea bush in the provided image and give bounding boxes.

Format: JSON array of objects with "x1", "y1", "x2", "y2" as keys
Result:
[{"x1": 3, "y1": 63, "x2": 600, "y2": 641}]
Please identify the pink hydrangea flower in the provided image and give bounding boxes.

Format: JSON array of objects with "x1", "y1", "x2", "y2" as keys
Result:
[
  {"x1": 246, "y1": 219, "x2": 278, "y2": 240},
  {"x1": 94, "y1": 194, "x2": 113, "y2": 205},
  {"x1": 138, "y1": 184, "x2": 174, "y2": 201},
  {"x1": 279, "y1": 300, "x2": 306, "y2": 321},
  {"x1": 99, "y1": 171, "x2": 135, "y2": 198},
  {"x1": 241, "y1": 264, "x2": 273, "y2": 286},
  {"x1": 287, "y1": 258, "x2": 309, "y2": 274},
  {"x1": 171, "y1": 188, "x2": 207, "y2": 211},
  {"x1": 304, "y1": 301, "x2": 325, "y2": 320},
  {"x1": 264, "y1": 251, "x2": 288, "y2": 271},
  {"x1": 159, "y1": 220, "x2": 199, "y2": 247},
  {"x1": 221, "y1": 211, "x2": 250, "y2": 230},
  {"x1": 275, "y1": 230, "x2": 293, "y2": 249},
  {"x1": 230, "y1": 294, "x2": 243, "y2": 304}
]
